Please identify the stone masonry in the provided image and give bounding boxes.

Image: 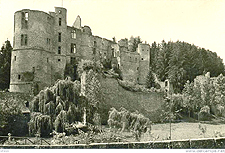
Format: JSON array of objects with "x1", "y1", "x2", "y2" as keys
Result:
[{"x1": 10, "y1": 7, "x2": 151, "y2": 93}]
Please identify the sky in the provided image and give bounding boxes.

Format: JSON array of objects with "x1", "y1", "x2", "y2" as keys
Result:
[{"x1": 0, "y1": 0, "x2": 225, "y2": 61}]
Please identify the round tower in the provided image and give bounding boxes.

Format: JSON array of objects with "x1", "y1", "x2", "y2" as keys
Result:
[{"x1": 10, "y1": 9, "x2": 54, "y2": 93}]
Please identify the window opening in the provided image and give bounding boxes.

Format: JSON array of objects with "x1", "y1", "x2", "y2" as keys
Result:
[
  {"x1": 59, "y1": 18, "x2": 61, "y2": 26},
  {"x1": 71, "y1": 44, "x2": 76, "y2": 53},
  {"x1": 71, "y1": 30, "x2": 76, "y2": 39},
  {"x1": 58, "y1": 33, "x2": 61, "y2": 42},
  {"x1": 58, "y1": 46, "x2": 61, "y2": 54}
]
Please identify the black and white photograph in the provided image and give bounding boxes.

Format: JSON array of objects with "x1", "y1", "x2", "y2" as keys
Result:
[{"x1": 1, "y1": 0, "x2": 225, "y2": 151}]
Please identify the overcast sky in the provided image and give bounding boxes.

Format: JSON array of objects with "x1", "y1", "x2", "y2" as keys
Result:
[{"x1": 1, "y1": 0, "x2": 225, "y2": 61}]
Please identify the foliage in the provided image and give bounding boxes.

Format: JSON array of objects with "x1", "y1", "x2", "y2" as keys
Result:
[
  {"x1": 128, "y1": 36, "x2": 142, "y2": 52},
  {"x1": 64, "y1": 61, "x2": 79, "y2": 81},
  {"x1": 0, "y1": 40, "x2": 12, "y2": 90},
  {"x1": 150, "y1": 40, "x2": 225, "y2": 93},
  {"x1": 146, "y1": 68, "x2": 160, "y2": 89},
  {"x1": 0, "y1": 98, "x2": 27, "y2": 136},
  {"x1": 77, "y1": 60, "x2": 102, "y2": 77},
  {"x1": 118, "y1": 79, "x2": 159, "y2": 93},
  {"x1": 107, "y1": 107, "x2": 151, "y2": 141},
  {"x1": 198, "y1": 106, "x2": 211, "y2": 121},
  {"x1": 28, "y1": 112, "x2": 52, "y2": 137},
  {"x1": 29, "y1": 61, "x2": 104, "y2": 137},
  {"x1": 160, "y1": 95, "x2": 183, "y2": 122}
]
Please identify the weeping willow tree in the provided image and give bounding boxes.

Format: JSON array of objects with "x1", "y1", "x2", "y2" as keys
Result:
[
  {"x1": 108, "y1": 107, "x2": 151, "y2": 134},
  {"x1": 28, "y1": 112, "x2": 52, "y2": 137},
  {"x1": 28, "y1": 60, "x2": 104, "y2": 137}
]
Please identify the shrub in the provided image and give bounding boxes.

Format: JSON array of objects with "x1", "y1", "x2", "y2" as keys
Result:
[
  {"x1": 198, "y1": 105, "x2": 211, "y2": 121},
  {"x1": 0, "y1": 99, "x2": 28, "y2": 136},
  {"x1": 108, "y1": 107, "x2": 151, "y2": 141},
  {"x1": 28, "y1": 112, "x2": 52, "y2": 137}
]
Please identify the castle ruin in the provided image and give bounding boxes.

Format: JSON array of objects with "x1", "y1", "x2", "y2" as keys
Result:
[{"x1": 9, "y1": 7, "x2": 150, "y2": 93}]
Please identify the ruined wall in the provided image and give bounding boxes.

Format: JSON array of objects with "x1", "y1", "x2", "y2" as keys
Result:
[
  {"x1": 11, "y1": 7, "x2": 146, "y2": 93},
  {"x1": 120, "y1": 51, "x2": 140, "y2": 83}
]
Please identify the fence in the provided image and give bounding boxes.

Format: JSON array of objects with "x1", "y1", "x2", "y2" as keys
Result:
[
  {"x1": 1, "y1": 136, "x2": 225, "y2": 149},
  {"x1": 0, "y1": 136, "x2": 50, "y2": 146}
]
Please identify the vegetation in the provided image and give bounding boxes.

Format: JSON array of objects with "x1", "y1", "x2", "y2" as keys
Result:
[
  {"x1": 0, "y1": 98, "x2": 28, "y2": 136},
  {"x1": 128, "y1": 36, "x2": 142, "y2": 52},
  {"x1": 28, "y1": 60, "x2": 103, "y2": 137},
  {"x1": 0, "y1": 40, "x2": 12, "y2": 90},
  {"x1": 108, "y1": 107, "x2": 151, "y2": 141},
  {"x1": 149, "y1": 40, "x2": 225, "y2": 93}
]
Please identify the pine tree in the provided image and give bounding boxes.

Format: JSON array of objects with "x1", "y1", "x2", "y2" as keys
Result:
[{"x1": 0, "y1": 40, "x2": 12, "y2": 90}]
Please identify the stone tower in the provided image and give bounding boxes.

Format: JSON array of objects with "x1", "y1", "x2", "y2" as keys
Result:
[
  {"x1": 10, "y1": 7, "x2": 116, "y2": 94},
  {"x1": 10, "y1": 9, "x2": 54, "y2": 93},
  {"x1": 137, "y1": 43, "x2": 150, "y2": 85},
  {"x1": 51, "y1": 7, "x2": 67, "y2": 81}
]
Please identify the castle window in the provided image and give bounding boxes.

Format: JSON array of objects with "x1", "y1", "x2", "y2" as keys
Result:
[
  {"x1": 21, "y1": 12, "x2": 28, "y2": 29},
  {"x1": 71, "y1": 44, "x2": 76, "y2": 53},
  {"x1": 18, "y1": 75, "x2": 21, "y2": 80},
  {"x1": 93, "y1": 48, "x2": 96, "y2": 54},
  {"x1": 58, "y1": 33, "x2": 61, "y2": 42},
  {"x1": 59, "y1": 10, "x2": 62, "y2": 14},
  {"x1": 47, "y1": 58, "x2": 49, "y2": 63},
  {"x1": 142, "y1": 49, "x2": 144, "y2": 51},
  {"x1": 21, "y1": 34, "x2": 28, "y2": 46},
  {"x1": 14, "y1": 56, "x2": 16, "y2": 61},
  {"x1": 58, "y1": 59, "x2": 61, "y2": 62},
  {"x1": 25, "y1": 12, "x2": 28, "y2": 20},
  {"x1": 141, "y1": 58, "x2": 143, "y2": 60},
  {"x1": 71, "y1": 30, "x2": 76, "y2": 39},
  {"x1": 59, "y1": 18, "x2": 62, "y2": 26},
  {"x1": 47, "y1": 38, "x2": 50, "y2": 45},
  {"x1": 33, "y1": 67, "x2": 35, "y2": 72},
  {"x1": 137, "y1": 67, "x2": 139, "y2": 70},
  {"x1": 94, "y1": 41, "x2": 97, "y2": 47},
  {"x1": 58, "y1": 46, "x2": 61, "y2": 54}
]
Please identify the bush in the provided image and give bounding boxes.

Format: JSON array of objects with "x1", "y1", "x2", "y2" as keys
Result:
[
  {"x1": 0, "y1": 99, "x2": 28, "y2": 136},
  {"x1": 107, "y1": 107, "x2": 151, "y2": 141},
  {"x1": 198, "y1": 106, "x2": 211, "y2": 121},
  {"x1": 28, "y1": 112, "x2": 52, "y2": 137}
]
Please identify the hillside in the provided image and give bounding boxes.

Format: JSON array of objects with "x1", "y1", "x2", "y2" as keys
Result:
[{"x1": 100, "y1": 76, "x2": 165, "y2": 123}]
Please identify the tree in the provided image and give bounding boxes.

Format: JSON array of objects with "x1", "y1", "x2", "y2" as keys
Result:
[
  {"x1": 0, "y1": 40, "x2": 12, "y2": 90},
  {"x1": 128, "y1": 36, "x2": 142, "y2": 52},
  {"x1": 64, "y1": 58, "x2": 79, "y2": 81},
  {"x1": 146, "y1": 68, "x2": 157, "y2": 89}
]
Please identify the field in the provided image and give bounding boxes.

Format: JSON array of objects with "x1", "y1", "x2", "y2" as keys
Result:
[
  {"x1": 3, "y1": 122, "x2": 225, "y2": 146},
  {"x1": 146, "y1": 122, "x2": 225, "y2": 141}
]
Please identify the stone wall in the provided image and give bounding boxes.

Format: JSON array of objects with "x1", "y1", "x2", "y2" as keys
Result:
[{"x1": 120, "y1": 51, "x2": 140, "y2": 83}]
